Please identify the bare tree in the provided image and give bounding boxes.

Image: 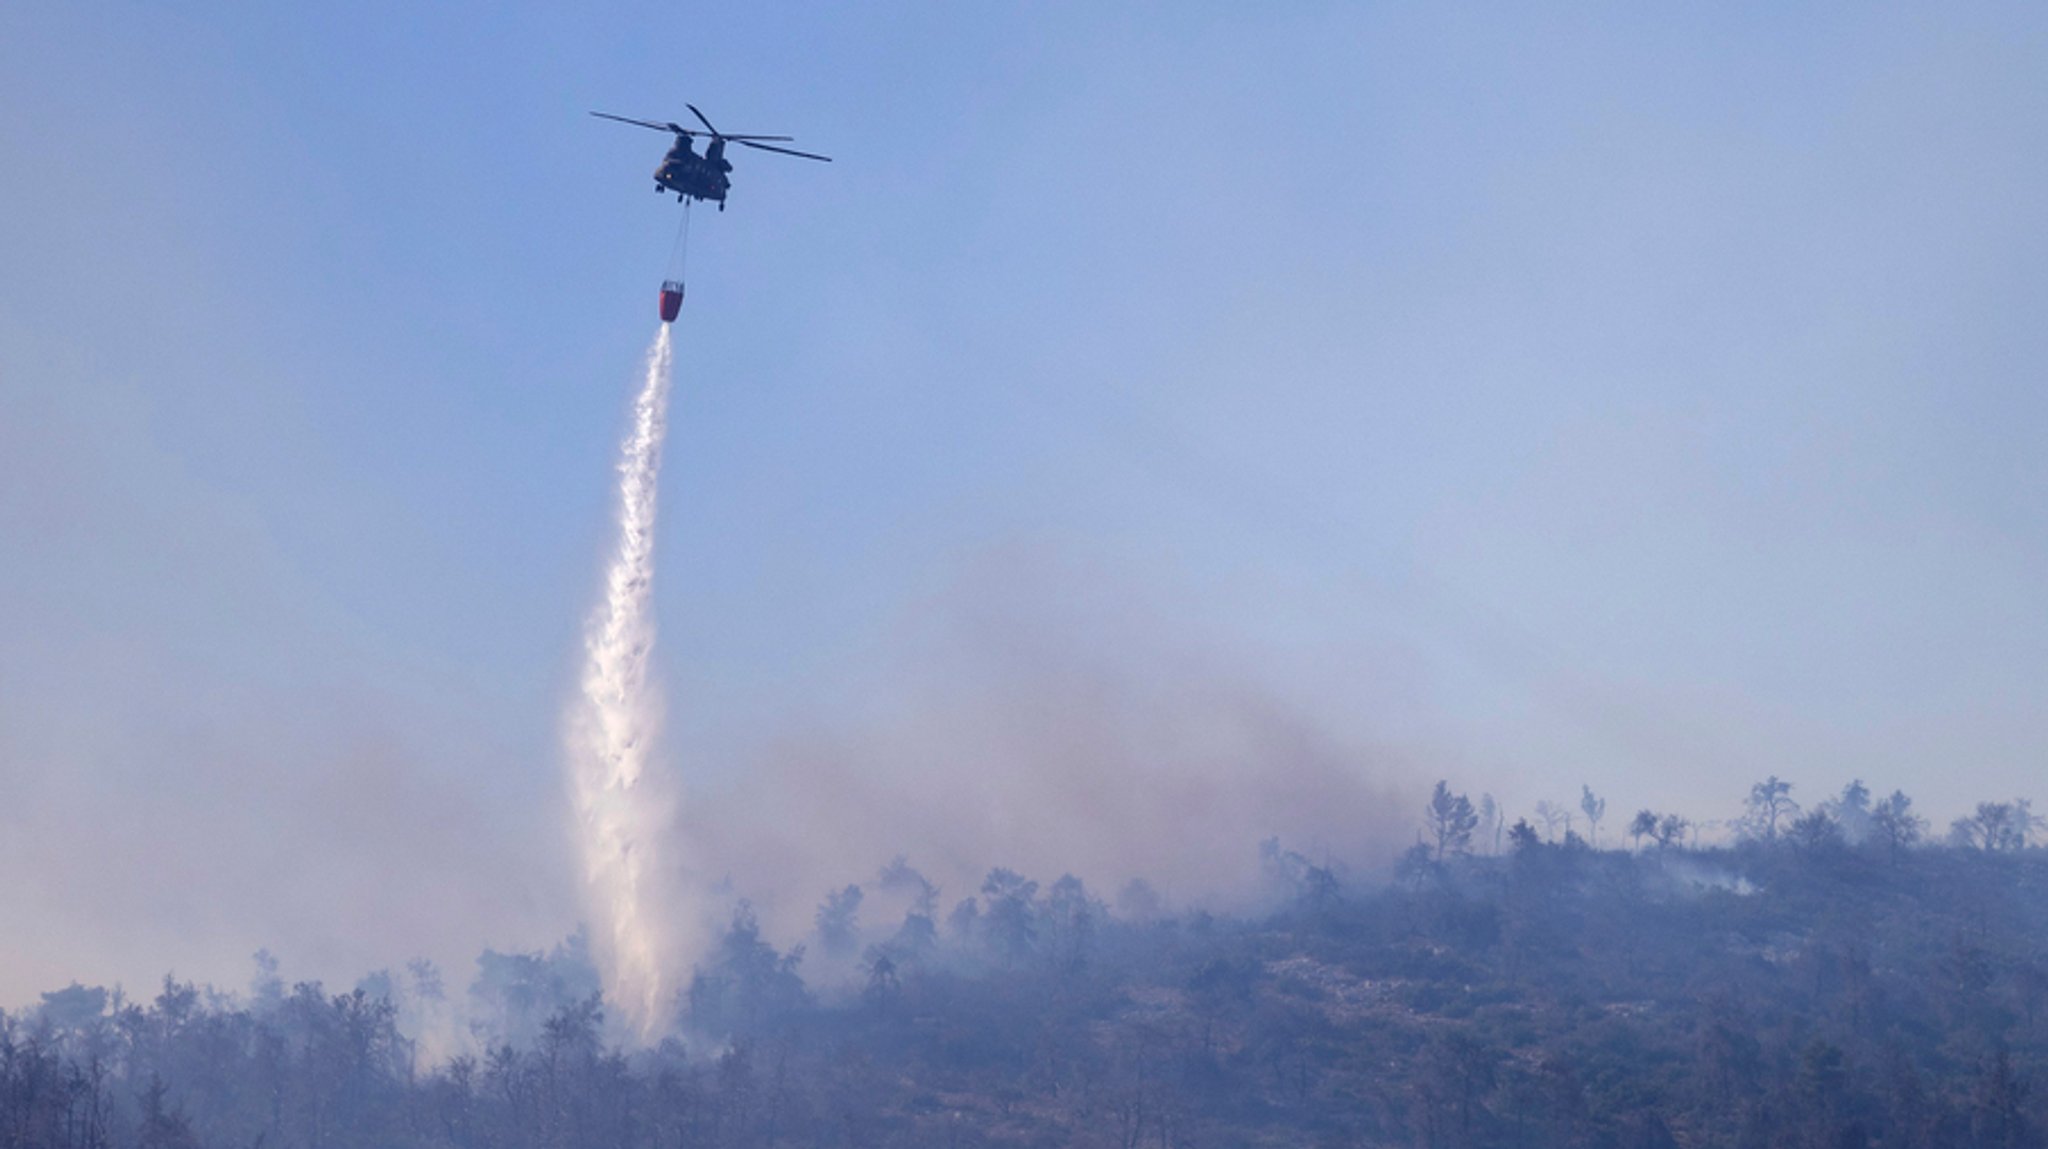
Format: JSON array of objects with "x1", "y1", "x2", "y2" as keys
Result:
[
  {"x1": 1742, "y1": 776, "x2": 1799, "y2": 843},
  {"x1": 1579, "y1": 785, "x2": 1607, "y2": 848}
]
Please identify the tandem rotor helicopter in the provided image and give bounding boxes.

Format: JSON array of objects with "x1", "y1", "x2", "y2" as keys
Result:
[
  {"x1": 591, "y1": 104, "x2": 831, "y2": 212},
  {"x1": 593, "y1": 104, "x2": 829, "y2": 322}
]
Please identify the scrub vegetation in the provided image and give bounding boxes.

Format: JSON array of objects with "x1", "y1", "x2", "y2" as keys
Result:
[{"x1": 7, "y1": 779, "x2": 2048, "y2": 1148}]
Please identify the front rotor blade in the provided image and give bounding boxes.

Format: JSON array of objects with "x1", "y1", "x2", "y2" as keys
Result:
[
  {"x1": 686, "y1": 103, "x2": 719, "y2": 135},
  {"x1": 737, "y1": 140, "x2": 832, "y2": 162},
  {"x1": 714, "y1": 134, "x2": 797, "y2": 142},
  {"x1": 590, "y1": 111, "x2": 684, "y2": 134}
]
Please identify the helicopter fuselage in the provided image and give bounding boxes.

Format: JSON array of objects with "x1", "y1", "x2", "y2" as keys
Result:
[{"x1": 655, "y1": 141, "x2": 733, "y2": 207}]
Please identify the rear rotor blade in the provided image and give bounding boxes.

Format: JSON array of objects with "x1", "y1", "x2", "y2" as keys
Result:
[
  {"x1": 686, "y1": 103, "x2": 719, "y2": 135},
  {"x1": 590, "y1": 111, "x2": 692, "y2": 135},
  {"x1": 714, "y1": 134, "x2": 797, "y2": 142},
  {"x1": 737, "y1": 139, "x2": 832, "y2": 162}
]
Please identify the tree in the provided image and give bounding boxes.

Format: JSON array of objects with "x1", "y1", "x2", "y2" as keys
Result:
[
  {"x1": 250, "y1": 949, "x2": 284, "y2": 1012},
  {"x1": 1261, "y1": 837, "x2": 1341, "y2": 908},
  {"x1": 2016, "y1": 798, "x2": 2045, "y2": 849},
  {"x1": 36, "y1": 983, "x2": 107, "y2": 1032},
  {"x1": 946, "y1": 897, "x2": 979, "y2": 942},
  {"x1": 1508, "y1": 818, "x2": 1542, "y2": 853},
  {"x1": 1870, "y1": 790, "x2": 1924, "y2": 863},
  {"x1": 1115, "y1": 878, "x2": 1164, "y2": 921},
  {"x1": 861, "y1": 953, "x2": 899, "y2": 1009},
  {"x1": 1044, "y1": 874, "x2": 1098, "y2": 973},
  {"x1": 136, "y1": 1074, "x2": 201, "y2": 1149},
  {"x1": 876, "y1": 855, "x2": 939, "y2": 917},
  {"x1": 1952, "y1": 802, "x2": 2027, "y2": 852},
  {"x1": 1655, "y1": 813, "x2": 1689, "y2": 849},
  {"x1": 814, "y1": 884, "x2": 864, "y2": 958},
  {"x1": 685, "y1": 904, "x2": 809, "y2": 1038},
  {"x1": 1396, "y1": 842, "x2": 1438, "y2": 889},
  {"x1": 1426, "y1": 781, "x2": 1479, "y2": 860},
  {"x1": 1579, "y1": 785, "x2": 1607, "y2": 848},
  {"x1": 1300, "y1": 863, "x2": 1341, "y2": 913},
  {"x1": 979, "y1": 868, "x2": 1040, "y2": 963},
  {"x1": 1629, "y1": 809, "x2": 1658, "y2": 850},
  {"x1": 1743, "y1": 776, "x2": 1799, "y2": 842},
  {"x1": 1787, "y1": 809, "x2": 1842, "y2": 853},
  {"x1": 1822, "y1": 779, "x2": 1874, "y2": 843},
  {"x1": 1533, "y1": 801, "x2": 1573, "y2": 842},
  {"x1": 1479, "y1": 793, "x2": 1503, "y2": 855},
  {"x1": 886, "y1": 909, "x2": 937, "y2": 960}
]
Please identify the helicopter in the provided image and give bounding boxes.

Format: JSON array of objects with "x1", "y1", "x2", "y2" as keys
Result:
[{"x1": 591, "y1": 104, "x2": 830, "y2": 211}]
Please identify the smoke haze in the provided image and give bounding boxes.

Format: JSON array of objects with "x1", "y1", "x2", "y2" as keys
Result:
[
  {"x1": 672, "y1": 548, "x2": 1418, "y2": 954},
  {"x1": 5, "y1": 4, "x2": 2048, "y2": 1021}
]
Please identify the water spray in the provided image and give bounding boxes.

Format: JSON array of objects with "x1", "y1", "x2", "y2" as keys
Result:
[
  {"x1": 567, "y1": 107, "x2": 822, "y2": 1039},
  {"x1": 566, "y1": 323, "x2": 676, "y2": 1040}
]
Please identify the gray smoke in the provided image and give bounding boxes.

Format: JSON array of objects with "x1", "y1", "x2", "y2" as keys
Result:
[{"x1": 669, "y1": 548, "x2": 1419, "y2": 956}]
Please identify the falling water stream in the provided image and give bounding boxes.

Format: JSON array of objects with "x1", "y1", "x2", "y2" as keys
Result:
[{"x1": 566, "y1": 324, "x2": 675, "y2": 1040}]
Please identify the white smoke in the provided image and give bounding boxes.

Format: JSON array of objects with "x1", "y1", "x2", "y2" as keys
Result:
[{"x1": 565, "y1": 325, "x2": 676, "y2": 1042}]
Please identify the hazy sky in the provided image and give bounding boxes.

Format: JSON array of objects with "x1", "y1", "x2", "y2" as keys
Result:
[{"x1": 3, "y1": 3, "x2": 2046, "y2": 1004}]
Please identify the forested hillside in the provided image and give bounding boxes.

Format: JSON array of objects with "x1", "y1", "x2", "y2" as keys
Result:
[{"x1": 6, "y1": 780, "x2": 2047, "y2": 1148}]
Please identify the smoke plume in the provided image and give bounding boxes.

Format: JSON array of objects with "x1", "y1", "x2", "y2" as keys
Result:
[
  {"x1": 675, "y1": 549, "x2": 1419, "y2": 953},
  {"x1": 565, "y1": 326, "x2": 676, "y2": 1041}
]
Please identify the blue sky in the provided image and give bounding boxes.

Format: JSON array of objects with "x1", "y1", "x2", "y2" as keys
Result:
[{"x1": 3, "y1": 2, "x2": 2046, "y2": 1001}]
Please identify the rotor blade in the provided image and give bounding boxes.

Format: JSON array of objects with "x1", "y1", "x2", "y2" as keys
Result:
[
  {"x1": 737, "y1": 139, "x2": 832, "y2": 162},
  {"x1": 686, "y1": 103, "x2": 719, "y2": 135},
  {"x1": 713, "y1": 134, "x2": 797, "y2": 142},
  {"x1": 589, "y1": 111, "x2": 690, "y2": 134}
]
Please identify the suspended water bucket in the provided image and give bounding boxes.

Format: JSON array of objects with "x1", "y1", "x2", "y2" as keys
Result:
[{"x1": 659, "y1": 280, "x2": 685, "y2": 323}]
